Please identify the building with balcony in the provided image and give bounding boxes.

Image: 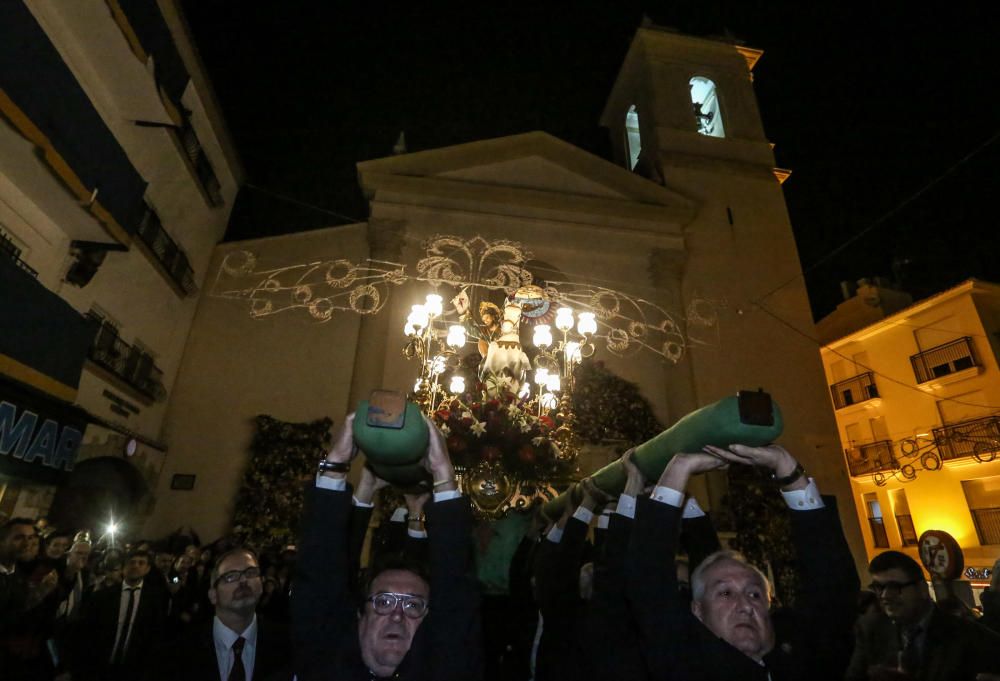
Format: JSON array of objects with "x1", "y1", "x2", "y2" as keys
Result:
[
  {"x1": 0, "y1": 0, "x2": 241, "y2": 531},
  {"x1": 819, "y1": 279, "x2": 1000, "y2": 592}
]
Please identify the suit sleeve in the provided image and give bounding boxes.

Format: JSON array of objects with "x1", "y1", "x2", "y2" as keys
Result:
[
  {"x1": 624, "y1": 497, "x2": 687, "y2": 681},
  {"x1": 290, "y1": 485, "x2": 355, "y2": 676},
  {"x1": 680, "y1": 513, "x2": 721, "y2": 571},
  {"x1": 424, "y1": 495, "x2": 482, "y2": 681},
  {"x1": 347, "y1": 503, "x2": 374, "y2": 594},
  {"x1": 786, "y1": 497, "x2": 861, "y2": 679}
]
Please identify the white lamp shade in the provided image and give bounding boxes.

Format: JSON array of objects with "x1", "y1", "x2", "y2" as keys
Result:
[
  {"x1": 577, "y1": 312, "x2": 597, "y2": 336},
  {"x1": 540, "y1": 392, "x2": 558, "y2": 409},
  {"x1": 449, "y1": 376, "x2": 466, "y2": 394},
  {"x1": 555, "y1": 307, "x2": 575, "y2": 331},
  {"x1": 535, "y1": 368, "x2": 549, "y2": 384},
  {"x1": 446, "y1": 325, "x2": 467, "y2": 348},
  {"x1": 404, "y1": 321, "x2": 416, "y2": 336},
  {"x1": 424, "y1": 294, "x2": 443, "y2": 317},
  {"x1": 431, "y1": 355, "x2": 446, "y2": 375},
  {"x1": 533, "y1": 324, "x2": 553, "y2": 348},
  {"x1": 546, "y1": 375, "x2": 561, "y2": 392},
  {"x1": 410, "y1": 304, "x2": 429, "y2": 330},
  {"x1": 518, "y1": 381, "x2": 531, "y2": 398}
]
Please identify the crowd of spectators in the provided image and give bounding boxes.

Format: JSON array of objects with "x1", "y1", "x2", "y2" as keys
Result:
[{"x1": 2, "y1": 413, "x2": 1000, "y2": 680}]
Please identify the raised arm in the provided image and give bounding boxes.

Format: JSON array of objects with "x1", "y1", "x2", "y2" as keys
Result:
[{"x1": 290, "y1": 414, "x2": 359, "y2": 675}]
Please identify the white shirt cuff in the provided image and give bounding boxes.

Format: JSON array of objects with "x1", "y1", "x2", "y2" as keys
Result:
[
  {"x1": 573, "y1": 506, "x2": 595, "y2": 525},
  {"x1": 781, "y1": 478, "x2": 824, "y2": 510},
  {"x1": 390, "y1": 507, "x2": 408, "y2": 522},
  {"x1": 546, "y1": 526, "x2": 564, "y2": 544},
  {"x1": 352, "y1": 496, "x2": 374, "y2": 509},
  {"x1": 597, "y1": 511, "x2": 611, "y2": 529},
  {"x1": 615, "y1": 494, "x2": 637, "y2": 519},
  {"x1": 316, "y1": 474, "x2": 347, "y2": 492},
  {"x1": 407, "y1": 528, "x2": 428, "y2": 539},
  {"x1": 651, "y1": 485, "x2": 684, "y2": 507},
  {"x1": 433, "y1": 489, "x2": 462, "y2": 503},
  {"x1": 682, "y1": 496, "x2": 706, "y2": 519}
]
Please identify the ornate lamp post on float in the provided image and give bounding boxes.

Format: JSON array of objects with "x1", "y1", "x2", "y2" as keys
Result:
[{"x1": 400, "y1": 286, "x2": 596, "y2": 517}]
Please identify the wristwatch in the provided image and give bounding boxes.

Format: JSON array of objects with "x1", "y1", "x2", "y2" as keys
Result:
[
  {"x1": 772, "y1": 462, "x2": 805, "y2": 487},
  {"x1": 318, "y1": 460, "x2": 351, "y2": 474}
]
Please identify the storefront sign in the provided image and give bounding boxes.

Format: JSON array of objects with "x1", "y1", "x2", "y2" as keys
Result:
[{"x1": 0, "y1": 376, "x2": 89, "y2": 482}]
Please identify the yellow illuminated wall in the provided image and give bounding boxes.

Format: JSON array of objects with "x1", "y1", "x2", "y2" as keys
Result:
[{"x1": 821, "y1": 280, "x2": 1000, "y2": 576}]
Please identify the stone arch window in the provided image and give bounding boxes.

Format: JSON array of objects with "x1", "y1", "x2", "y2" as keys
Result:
[
  {"x1": 689, "y1": 77, "x2": 725, "y2": 138},
  {"x1": 625, "y1": 104, "x2": 642, "y2": 170}
]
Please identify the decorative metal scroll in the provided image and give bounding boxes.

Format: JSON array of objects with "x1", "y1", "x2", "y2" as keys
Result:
[
  {"x1": 210, "y1": 234, "x2": 719, "y2": 364},
  {"x1": 865, "y1": 419, "x2": 999, "y2": 487}
]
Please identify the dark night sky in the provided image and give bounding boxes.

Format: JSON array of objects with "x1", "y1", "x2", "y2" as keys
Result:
[{"x1": 182, "y1": 1, "x2": 1000, "y2": 320}]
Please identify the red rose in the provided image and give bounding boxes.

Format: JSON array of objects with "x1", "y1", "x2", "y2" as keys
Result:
[
  {"x1": 434, "y1": 409, "x2": 452, "y2": 422},
  {"x1": 481, "y1": 445, "x2": 502, "y2": 463},
  {"x1": 539, "y1": 415, "x2": 555, "y2": 430}
]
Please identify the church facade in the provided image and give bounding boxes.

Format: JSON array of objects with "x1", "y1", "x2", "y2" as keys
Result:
[{"x1": 147, "y1": 27, "x2": 865, "y2": 565}]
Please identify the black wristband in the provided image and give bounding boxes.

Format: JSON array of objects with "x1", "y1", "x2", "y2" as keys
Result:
[
  {"x1": 318, "y1": 460, "x2": 351, "y2": 474},
  {"x1": 772, "y1": 462, "x2": 805, "y2": 487}
]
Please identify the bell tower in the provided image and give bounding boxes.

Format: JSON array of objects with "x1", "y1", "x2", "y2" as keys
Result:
[{"x1": 602, "y1": 26, "x2": 866, "y2": 568}]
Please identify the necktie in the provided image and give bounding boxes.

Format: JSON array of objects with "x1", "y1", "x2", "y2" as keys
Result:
[
  {"x1": 112, "y1": 587, "x2": 137, "y2": 664},
  {"x1": 229, "y1": 636, "x2": 246, "y2": 681}
]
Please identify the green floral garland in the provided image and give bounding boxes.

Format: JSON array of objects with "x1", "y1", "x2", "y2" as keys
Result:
[{"x1": 231, "y1": 414, "x2": 332, "y2": 551}]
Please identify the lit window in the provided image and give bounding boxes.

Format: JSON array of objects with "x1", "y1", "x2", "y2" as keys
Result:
[
  {"x1": 625, "y1": 105, "x2": 641, "y2": 170},
  {"x1": 689, "y1": 77, "x2": 725, "y2": 138}
]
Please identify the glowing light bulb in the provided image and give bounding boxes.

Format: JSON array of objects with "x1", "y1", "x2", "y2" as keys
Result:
[
  {"x1": 446, "y1": 325, "x2": 467, "y2": 348},
  {"x1": 535, "y1": 368, "x2": 549, "y2": 385},
  {"x1": 533, "y1": 324, "x2": 553, "y2": 348},
  {"x1": 404, "y1": 321, "x2": 416, "y2": 336},
  {"x1": 424, "y1": 294, "x2": 443, "y2": 317},
  {"x1": 546, "y1": 375, "x2": 561, "y2": 392},
  {"x1": 409, "y1": 304, "x2": 429, "y2": 331},
  {"x1": 430, "y1": 355, "x2": 446, "y2": 375},
  {"x1": 577, "y1": 312, "x2": 597, "y2": 336},
  {"x1": 540, "y1": 392, "x2": 558, "y2": 410},
  {"x1": 518, "y1": 381, "x2": 531, "y2": 399},
  {"x1": 449, "y1": 376, "x2": 466, "y2": 394},
  {"x1": 555, "y1": 307, "x2": 575, "y2": 332}
]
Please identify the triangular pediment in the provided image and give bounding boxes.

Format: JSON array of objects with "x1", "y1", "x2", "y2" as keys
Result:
[{"x1": 357, "y1": 131, "x2": 692, "y2": 211}]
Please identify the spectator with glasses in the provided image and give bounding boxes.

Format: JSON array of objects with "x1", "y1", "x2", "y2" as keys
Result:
[
  {"x1": 846, "y1": 550, "x2": 1000, "y2": 681},
  {"x1": 148, "y1": 547, "x2": 291, "y2": 680},
  {"x1": 291, "y1": 412, "x2": 481, "y2": 681}
]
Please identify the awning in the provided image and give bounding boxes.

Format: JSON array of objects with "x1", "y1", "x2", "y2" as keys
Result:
[{"x1": 0, "y1": 254, "x2": 99, "y2": 403}]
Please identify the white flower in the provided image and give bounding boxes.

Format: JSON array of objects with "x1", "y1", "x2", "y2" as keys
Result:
[
  {"x1": 520, "y1": 421, "x2": 533, "y2": 433},
  {"x1": 439, "y1": 423, "x2": 451, "y2": 435},
  {"x1": 462, "y1": 411, "x2": 473, "y2": 421},
  {"x1": 507, "y1": 403, "x2": 520, "y2": 417},
  {"x1": 532, "y1": 436, "x2": 546, "y2": 446},
  {"x1": 471, "y1": 421, "x2": 487, "y2": 437}
]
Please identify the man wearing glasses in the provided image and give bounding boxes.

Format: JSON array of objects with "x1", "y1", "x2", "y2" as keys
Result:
[
  {"x1": 149, "y1": 548, "x2": 291, "y2": 680},
  {"x1": 292, "y1": 413, "x2": 480, "y2": 681},
  {"x1": 846, "y1": 550, "x2": 1000, "y2": 680}
]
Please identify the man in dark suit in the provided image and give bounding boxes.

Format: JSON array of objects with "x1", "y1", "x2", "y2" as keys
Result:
[
  {"x1": 845, "y1": 550, "x2": 1000, "y2": 681},
  {"x1": 625, "y1": 443, "x2": 860, "y2": 681},
  {"x1": 291, "y1": 413, "x2": 481, "y2": 681},
  {"x1": 72, "y1": 548, "x2": 167, "y2": 681},
  {"x1": 147, "y1": 547, "x2": 291, "y2": 680}
]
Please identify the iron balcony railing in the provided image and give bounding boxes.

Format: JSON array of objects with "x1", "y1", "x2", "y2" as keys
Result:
[
  {"x1": 910, "y1": 337, "x2": 978, "y2": 383},
  {"x1": 971, "y1": 507, "x2": 1000, "y2": 545},
  {"x1": 830, "y1": 371, "x2": 879, "y2": 409},
  {"x1": 845, "y1": 440, "x2": 897, "y2": 477},
  {"x1": 136, "y1": 207, "x2": 197, "y2": 296},
  {"x1": 180, "y1": 123, "x2": 223, "y2": 207},
  {"x1": 0, "y1": 228, "x2": 38, "y2": 278},
  {"x1": 895, "y1": 514, "x2": 919, "y2": 546},
  {"x1": 932, "y1": 415, "x2": 1000, "y2": 462},
  {"x1": 86, "y1": 316, "x2": 166, "y2": 402}
]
